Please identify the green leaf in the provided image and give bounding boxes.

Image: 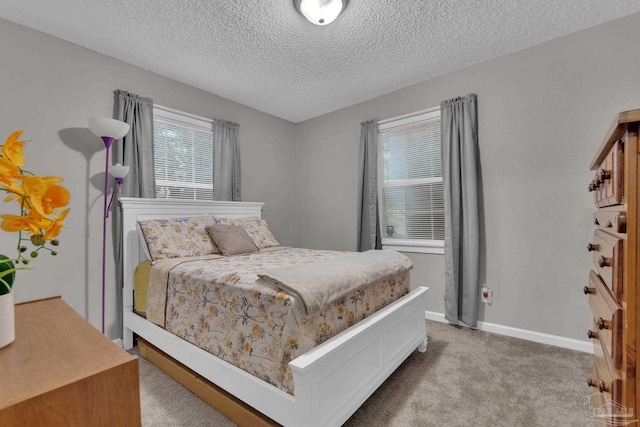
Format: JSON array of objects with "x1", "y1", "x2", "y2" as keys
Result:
[
  {"x1": 0, "y1": 255, "x2": 15, "y2": 289},
  {"x1": 0, "y1": 277, "x2": 11, "y2": 295}
]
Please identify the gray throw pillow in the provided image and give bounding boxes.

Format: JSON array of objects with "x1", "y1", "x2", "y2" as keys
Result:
[{"x1": 205, "y1": 224, "x2": 259, "y2": 256}]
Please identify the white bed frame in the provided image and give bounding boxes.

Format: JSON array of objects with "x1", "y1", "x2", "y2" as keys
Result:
[{"x1": 120, "y1": 197, "x2": 428, "y2": 427}]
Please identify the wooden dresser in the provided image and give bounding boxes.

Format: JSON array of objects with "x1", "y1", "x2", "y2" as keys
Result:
[
  {"x1": 0, "y1": 296, "x2": 141, "y2": 426},
  {"x1": 586, "y1": 109, "x2": 640, "y2": 425}
]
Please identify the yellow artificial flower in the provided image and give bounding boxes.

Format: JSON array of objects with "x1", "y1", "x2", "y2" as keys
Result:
[
  {"x1": 0, "y1": 170, "x2": 22, "y2": 197},
  {"x1": 0, "y1": 157, "x2": 21, "y2": 187},
  {"x1": 21, "y1": 175, "x2": 47, "y2": 197},
  {"x1": 43, "y1": 208, "x2": 69, "y2": 240},
  {"x1": 0, "y1": 212, "x2": 46, "y2": 234},
  {"x1": 29, "y1": 181, "x2": 70, "y2": 216},
  {"x1": 2, "y1": 130, "x2": 26, "y2": 167},
  {"x1": 0, "y1": 130, "x2": 70, "y2": 290}
]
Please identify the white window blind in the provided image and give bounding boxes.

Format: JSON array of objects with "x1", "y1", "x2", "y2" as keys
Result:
[
  {"x1": 153, "y1": 107, "x2": 213, "y2": 200},
  {"x1": 378, "y1": 108, "x2": 444, "y2": 254}
]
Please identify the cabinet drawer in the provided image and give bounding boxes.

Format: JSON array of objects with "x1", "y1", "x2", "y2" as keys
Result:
[
  {"x1": 593, "y1": 210, "x2": 627, "y2": 234},
  {"x1": 586, "y1": 270, "x2": 622, "y2": 370},
  {"x1": 589, "y1": 229, "x2": 623, "y2": 300},
  {"x1": 588, "y1": 338, "x2": 622, "y2": 418},
  {"x1": 589, "y1": 140, "x2": 623, "y2": 208}
]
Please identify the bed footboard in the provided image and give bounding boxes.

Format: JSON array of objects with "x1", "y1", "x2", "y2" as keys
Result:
[
  {"x1": 126, "y1": 286, "x2": 427, "y2": 427},
  {"x1": 289, "y1": 286, "x2": 428, "y2": 427}
]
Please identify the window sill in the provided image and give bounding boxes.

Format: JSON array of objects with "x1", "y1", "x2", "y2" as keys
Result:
[{"x1": 381, "y1": 239, "x2": 444, "y2": 255}]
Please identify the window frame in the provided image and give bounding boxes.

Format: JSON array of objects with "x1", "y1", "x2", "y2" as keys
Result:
[
  {"x1": 377, "y1": 106, "x2": 444, "y2": 255},
  {"x1": 153, "y1": 105, "x2": 214, "y2": 200}
]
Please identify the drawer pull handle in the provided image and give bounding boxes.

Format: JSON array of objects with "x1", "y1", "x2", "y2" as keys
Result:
[
  {"x1": 587, "y1": 378, "x2": 609, "y2": 393},
  {"x1": 599, "y1": 169, "x2": 611, "y2": 181},
  {"x1": 596, "y1": 317, "x2": 610, "y2": 330},
  {"x1": 617, "y1": 212, "x2": 627, "y2": 233},
  {"x1": 598, "y1": 380, "x2": 608, "y2": 393},
  {"x1": 598, "y1": 256, "x2": 611, "y2": 268},
  {"x1": 583, "y1": 286, "x2": 595, "y2": 295},
  {"x1": 587, "y1": 243, "x2": 598, "y2": 252},
  {"x1": 587, "y1": 330, "x2": 598, "y2": 339}
]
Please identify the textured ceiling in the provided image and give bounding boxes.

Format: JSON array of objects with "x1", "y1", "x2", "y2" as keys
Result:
[{"x1": 1, "y1": 1, "x2": 640, "y2": 123}]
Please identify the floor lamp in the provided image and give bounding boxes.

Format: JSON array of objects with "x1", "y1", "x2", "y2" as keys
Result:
[{"x1": 88, "y1": 117, "x2": 130, "y2": 334}]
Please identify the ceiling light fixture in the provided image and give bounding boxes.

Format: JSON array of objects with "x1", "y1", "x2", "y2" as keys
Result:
[{"x1": 294, "y1": 0, "x2": 349, "y2": 26}]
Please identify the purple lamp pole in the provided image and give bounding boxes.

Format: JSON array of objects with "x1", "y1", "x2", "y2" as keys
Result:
[{"x1": 88, "y1": 118, "x2": 130, "y2": 334}]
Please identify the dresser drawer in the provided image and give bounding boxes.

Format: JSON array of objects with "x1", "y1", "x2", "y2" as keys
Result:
[
  {"x1": 589, "y1": 140, "x2": 623, "y2": 207},
  {"x1": 593, "y1": 210, "x2": 627, "y2": 234},
  {"x1": 588, "y1": 337, "x2": 622, "y2": 416},
  {"x1": 586, "y1": 270, "x2": 622, "y2": 369},
  {"x1": 589, "y1": 229, "x2": 623, "y2": 300}
]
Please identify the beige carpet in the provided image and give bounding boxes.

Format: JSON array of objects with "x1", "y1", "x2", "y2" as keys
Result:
[{"x1": 132, "y1": 321, "x2": 593, "y2": 426}]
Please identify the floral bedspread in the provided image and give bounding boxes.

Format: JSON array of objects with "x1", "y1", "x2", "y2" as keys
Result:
[{"x1": 146, "y1": 247, "x2": 411, "y2": 394}]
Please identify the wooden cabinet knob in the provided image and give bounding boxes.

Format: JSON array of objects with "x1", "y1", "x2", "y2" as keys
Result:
[
  {"x1": 587, "y1": 243, "x2": 598, "y2": 252},
  {"x1": 583, "y1": 286, "x2": 595, "y2": 295},
  {"x1": 598, "y1": 380, "x2": 608, "y2": 393},
  {"x1": 596, "y1": 317, "x2": 610, "y2": 330},
  {"x1": 599, "y1": 169, "x2": 611, "y2": 181},
  {"x1": 617, "y1": 212, "x2": 627, "y2": 233},
  {"x1": 587, "y1": 330, "x2": 598, "y2": 339},
  {"x1": 587, "y1": 378, "x2": 608, "y2": 393},
  {"x1": 598, "y1": 255, "x2": 610, "y2": 268}
]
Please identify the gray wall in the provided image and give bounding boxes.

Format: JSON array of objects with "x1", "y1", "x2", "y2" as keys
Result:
[
  {"x1": 0, "y1": 18, "x2": 297, "y2": 338},
  {"x1": 294, "y1": 12, "x2": 640, "y2": 341}
]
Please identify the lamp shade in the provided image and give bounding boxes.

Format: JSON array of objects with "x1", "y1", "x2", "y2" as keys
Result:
[
  {"x1": 110, "y1": 163, "x2": 130, "y2": 179},
  {"x1": 88, "y1": 117, "x2": 130, "y2": 139},
  {"x1": 294, "y1": 0, "x2": 348, "y2": 25}
]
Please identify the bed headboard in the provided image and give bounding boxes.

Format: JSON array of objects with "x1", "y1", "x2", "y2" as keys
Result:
[{"x1": 119, "y1": 197, "x2": 264, "y2": 325}]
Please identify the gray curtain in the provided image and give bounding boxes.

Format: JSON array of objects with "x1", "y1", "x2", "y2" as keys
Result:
[
  {"x1": 357, "y1": 119, "x2": 382, "y2": 251},
  {"x1": 442, "y1": 93, "x2": 480, "y2": 328},
  {"x1": 113, "y1": 89, "x2": 155, "y2": 336},
  {"x1": 212, "y1": 119, "x2": 241, "y2": 201}
]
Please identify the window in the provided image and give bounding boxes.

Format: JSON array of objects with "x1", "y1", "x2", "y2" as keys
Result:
[
  {"x1": 378, "y1": 107, "x2": 444, "y2": 254},
  {"x1": 153, "y1": 106, "x2": 213, "y2": 200}
]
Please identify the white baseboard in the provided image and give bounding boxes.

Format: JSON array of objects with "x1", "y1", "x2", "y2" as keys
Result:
[
  {"x1": 112, "y1": 338, "x2": 124, "y2": 348},
  {"x1": 425, "y1": 310, "x2": 593, "y2": 354}
]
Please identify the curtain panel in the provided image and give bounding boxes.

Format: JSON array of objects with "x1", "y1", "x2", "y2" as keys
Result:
[
  {"x1": 442, "y1": 93, "x2": 480, "y2": 328},
  {"x1": 357, "y1": 119, "x2": 382, "y2": 251},
  {"x1": 113, "y1": 89, "x2": 155, "y2": 335},
  {"x1": 212, "y1": 118, "x2": 241, "y2": 201}
]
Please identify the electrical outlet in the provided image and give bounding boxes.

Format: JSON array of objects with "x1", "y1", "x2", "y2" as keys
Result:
[{"x1": 481, "y1": 286, "x2": 492, "y2": 304}]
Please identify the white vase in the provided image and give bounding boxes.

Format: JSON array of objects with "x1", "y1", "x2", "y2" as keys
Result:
[{"x1": 0, "y1": 292, "x2": 15, "y2": 349}]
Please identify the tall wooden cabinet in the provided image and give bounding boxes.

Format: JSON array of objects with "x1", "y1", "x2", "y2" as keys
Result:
[{"x1": 586, "y1": 109, "x2": 640, "y2": 425}]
